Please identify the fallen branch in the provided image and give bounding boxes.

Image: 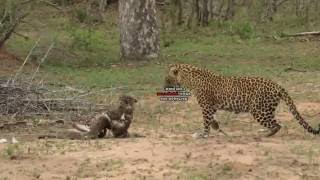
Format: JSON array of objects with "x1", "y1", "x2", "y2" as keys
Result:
[
  {"x1": 0, "y1": 78, "x2": 109, "y2": 117},
  {"x1": 283, "y1": 67, "x2": 306, "y2": 73},
  {"x1": 13, "y1": 31, "x2": 29, "y2": 40},
  {"x1": 283, "y1": 31, "x2": 320, "y2": 37},
  {"x1": 0, "y1": 121, "x2": 27, "y2": 130}
]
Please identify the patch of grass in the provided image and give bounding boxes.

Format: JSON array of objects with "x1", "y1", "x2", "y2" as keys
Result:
[
  {"x1": 42, "y1": 63, "x2": 165, "y2": 91},
  {"x1": 2, "y1": 144, "x2": 21, "y2": 160},
  {"x1": 0, "y1": 177, "x2": 10, "y2": 180},
  {"x1": 98, "y1": 159, "x2": 124, "y2": 171},
  {"x1": 181, "y1": 162, "x2": 238, "y2": 180}
]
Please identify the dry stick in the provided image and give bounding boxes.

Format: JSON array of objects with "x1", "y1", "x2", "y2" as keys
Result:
[
  {"x1": 13, "y1": 31, "x2": 29, "y2": 40},
  {"x1": 29, "y1": 42, "x2": 55, "y2": 87},
  {"x1": 40, "y1": 0, "x2": 63, "y2": 10},
  {"x1": 284, "y1": 31, "x2": 320, "y2": 37},
  {"x1": 12, "y1": 37, "x2": 41, "y2": 84}
]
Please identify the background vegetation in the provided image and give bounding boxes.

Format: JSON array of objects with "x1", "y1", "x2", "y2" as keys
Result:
[
  {"x1": 1, "y1": 0, "x2": 319, "y2": 94},
  {"x1": 1, "y1": 1, "x2": 320, "y2": 179}
]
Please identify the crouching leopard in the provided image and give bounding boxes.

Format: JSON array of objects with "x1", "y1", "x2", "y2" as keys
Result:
[{"x1": 164, "y1": 63, "x2": 320, "y2": 138}]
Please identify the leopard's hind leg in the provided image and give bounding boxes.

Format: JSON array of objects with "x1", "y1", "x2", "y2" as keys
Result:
[
  {"x1": 252, "y1": 110, "x2": 281, "y2": 137},
  {"x1": 251, "y1": 95, "x2": 282, "y2": 137}
]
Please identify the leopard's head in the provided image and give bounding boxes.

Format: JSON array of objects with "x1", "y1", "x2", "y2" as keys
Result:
[
  {"x1": 119, "y1": 95, "x2": 138, "y2": 112},
  {"x1": 164, "y1": 64, "x2": 182, "y2": 89}
]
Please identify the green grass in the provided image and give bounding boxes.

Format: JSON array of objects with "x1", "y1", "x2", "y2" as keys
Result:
[
  {"x1": 38, "y1": 31, "x2": 320, "y2": 95},
  {"x1": 4, "y1": 5, "x2": 320, "y2": 96}
]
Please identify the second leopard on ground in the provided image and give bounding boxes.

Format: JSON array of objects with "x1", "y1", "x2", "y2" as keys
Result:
[{"x1": 38, "y1": 95, "x2": 138, "y2": 139}]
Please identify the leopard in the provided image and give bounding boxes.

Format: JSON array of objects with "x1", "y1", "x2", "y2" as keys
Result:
[
  {"x1": 92, "y1": 95, "x2": 138, "y2": 138},
  {"x1": 38, "y1": 95, "x2": 137, "y2": 140},
  {"x1": 164, "y1": 63, "x2": 320, "y2": 138}
]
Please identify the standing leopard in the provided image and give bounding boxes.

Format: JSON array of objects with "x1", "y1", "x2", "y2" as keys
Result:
[{"x1": 164, "y1": 63, "x2": 320, "y2": 138}]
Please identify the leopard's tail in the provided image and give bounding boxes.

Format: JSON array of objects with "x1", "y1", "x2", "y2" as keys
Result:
[{"x1": 280, "y1": 89, "x2": 320, "y2": 135}]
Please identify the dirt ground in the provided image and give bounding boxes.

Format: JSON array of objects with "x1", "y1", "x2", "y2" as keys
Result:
[{"x1": 0, "y1": 95, "x2": 320, "y2": 180}]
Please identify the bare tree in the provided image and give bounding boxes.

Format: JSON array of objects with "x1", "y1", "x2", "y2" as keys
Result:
[
  {"x1": 119, "y1": 0, "x2": 160, "y2": 61},
  {"x1": 0, "y1": 0, "x2": 28, "y2": 50}
]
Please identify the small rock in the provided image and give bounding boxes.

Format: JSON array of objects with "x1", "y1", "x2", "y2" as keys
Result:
[
  {"x1": 11, "y1": 137, "x2": 18, "y2": 144},
  {"x1": 55, "y1": 120, "x2": 65, "y2": 124},
  {"x1": 236, "y1": 149, "x2": 244, "y2": 154},
  {"x1": 0, "y1": 138, "x2": 8, "y2": 144}
]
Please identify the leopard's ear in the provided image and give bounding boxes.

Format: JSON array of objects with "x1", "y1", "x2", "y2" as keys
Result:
[
  {"x1": 173, "y1": 68, "x2": 179, "y2": 76},
  {"x1": 119, "y1": 95, "x2": 127, "y2": 102},
  {"x1": 168, "y1": 64, "x2": 179, "y2": 76},
  {"x1": 168, "y1": 63, "x2": 179, "y2": 69},
  {"x1": 133, "y1": 98, "x2": 138, "y2": 103}
]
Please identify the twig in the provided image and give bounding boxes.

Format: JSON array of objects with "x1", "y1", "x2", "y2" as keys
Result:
[
  {"x1": 12, "y1": 37, "x2": 41, "y2": 84},
  {"x1": 283, "y1": 31, "x2": 320, "y2": 37},
  {"x1": 13, "y1": 31, "x2": 29, "y2": 40},
  {"x1": 20, "y1": 0, "x2": 36, "y2": 5},
  {"x1": 40, "y1": 0, "x2": 63, "y2": 10},
  {"x1": 29, "y1": 42, "x2": 55, "y2": 86},
  {"x1": 283, "y1": 67, "x2": 307, "y2": 73}
]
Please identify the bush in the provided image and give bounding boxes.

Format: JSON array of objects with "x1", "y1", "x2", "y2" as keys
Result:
[
  {"x1": 65, "y1": 25, "x2": 106, "y2": 52},
  {"x1": 214, "y1": 21, "x2": 255, "y2": 39},
  {"x1": 234, "y1": 21, "x2": 255, "y2": 39}
]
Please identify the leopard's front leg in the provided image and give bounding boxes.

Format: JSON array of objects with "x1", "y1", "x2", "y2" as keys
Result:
[{"x1": 192, "y1": 104, "x2": 217, "y2": 139}]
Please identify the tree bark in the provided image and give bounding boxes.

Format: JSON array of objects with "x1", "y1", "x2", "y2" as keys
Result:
[{"x1": 119, "y1": 0, "x2": 160, "y2": 61}]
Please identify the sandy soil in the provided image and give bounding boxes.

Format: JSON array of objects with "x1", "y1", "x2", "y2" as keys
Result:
[{"x1": 0, "y1": 97, "x2": 320, "y2": 180}]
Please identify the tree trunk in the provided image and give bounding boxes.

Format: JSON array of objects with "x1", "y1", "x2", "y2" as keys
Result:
[
  {"x1": 170, "y1": 0, "x2": 177, "y2": 28},
  {"x1": 187, "y1": 0, "x2": 196, "y2": 28},
  {"x1": 99, "y1": 0, "x2": 107, "y2": 19},
  {"x1": 217, "y1": 0, "x2": 225, "y2": 18},
  {"x1": 202, "y1": 0, "x2": 209, "y2": 26},
  {"x1": 209, "y1": 0, "x2": 214, "y2": 19},
  {"x1": 195, "y1": 0, "x2": 201, "y2": 25},
  {"x1": 177, "y1": 0, "x2": 183, "y2": 25},
  {"x1": 262, "y1": 0, "x2": 278, "y2": 22},
  {"x1": 119, "y1": 0, "x2": 160, "y2": 61},
  {"x1": 224, "y1": 0, "x2": 235, "y2": 20},
  {"x1": 295, "y1": 0, "x2": 303, "y2": 17}
]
